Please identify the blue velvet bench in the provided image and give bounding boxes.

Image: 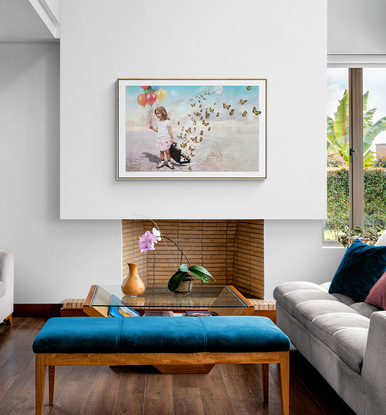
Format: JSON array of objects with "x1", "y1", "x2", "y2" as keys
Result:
[{"x1": 33, "y1": 316, "x2": 291, "y2": 415}]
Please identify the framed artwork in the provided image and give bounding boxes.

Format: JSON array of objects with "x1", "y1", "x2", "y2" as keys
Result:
[{"x1": 116, "y1": 79, "x2": 267, "y2": 180}]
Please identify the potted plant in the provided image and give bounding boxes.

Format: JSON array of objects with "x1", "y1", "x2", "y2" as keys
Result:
[
  {"x1": 337, "y1": 226, "x2": 381, "y2": 248},
  {"x1": 138, "y1": 220, "x2": 215, "y2": 294}
]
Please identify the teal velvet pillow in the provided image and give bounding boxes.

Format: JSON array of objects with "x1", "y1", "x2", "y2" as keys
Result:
[{"x1": 329, "y1": 239, "x2": 386, "y2": 302}]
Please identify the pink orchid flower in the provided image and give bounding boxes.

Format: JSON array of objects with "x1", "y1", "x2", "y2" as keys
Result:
[{"x1": 139, "y1": 230, "x2": 159, "y2": 253}]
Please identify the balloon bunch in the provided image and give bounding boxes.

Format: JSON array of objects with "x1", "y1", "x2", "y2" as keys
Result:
[{"x1": 137, "y1": 86, "x2": 167, "y2": 126}]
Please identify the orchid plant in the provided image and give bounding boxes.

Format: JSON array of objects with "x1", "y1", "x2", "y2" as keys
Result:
[{"x1": 138, "y1": 226, "x2": 215, "y2": 292}]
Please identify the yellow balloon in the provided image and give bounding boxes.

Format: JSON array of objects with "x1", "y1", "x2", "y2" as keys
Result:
[{"x1": 156, "y1": 88, "x2": 167, "y2": 103}]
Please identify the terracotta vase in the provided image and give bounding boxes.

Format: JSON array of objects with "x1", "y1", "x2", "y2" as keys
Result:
[{"x1": 121, "y1": 263, "x2": 145, "y2": 297}]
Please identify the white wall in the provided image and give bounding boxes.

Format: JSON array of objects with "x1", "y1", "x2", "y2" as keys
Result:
[
  {"x1": 1, "y1": 0, "x2": 355, "y2": 304},
  {"x1": 328, "y1": 0, "x2": 386, "y2": 55},
  {"x1": 0, "y1": 44, "x2": 121, "y2": 302},
  {"x1": 60, "y1": 0, "x2": 327, "y2": 220}
]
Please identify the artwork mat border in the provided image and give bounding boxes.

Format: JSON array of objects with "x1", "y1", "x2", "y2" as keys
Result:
[{"x1": 116, "y1": 78, "x2": 267, "y2": 180}]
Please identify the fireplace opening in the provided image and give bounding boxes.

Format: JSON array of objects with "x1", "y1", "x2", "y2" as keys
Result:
[{"x1": 122, "y1": 220, "x2": 264, "y2": 299}]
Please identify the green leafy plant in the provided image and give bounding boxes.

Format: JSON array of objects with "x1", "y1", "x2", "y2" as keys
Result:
[
  {"x1": 337, "y1": 226, "x2": 382, "y2": 248},
  {"x1": 327, "y1": 90, "x2": 386, "y2": 167}
]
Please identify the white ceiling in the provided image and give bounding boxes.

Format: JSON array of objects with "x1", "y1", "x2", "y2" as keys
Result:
[{"x1": 0, "y1": 0, "x2": 58, "y2": 42}]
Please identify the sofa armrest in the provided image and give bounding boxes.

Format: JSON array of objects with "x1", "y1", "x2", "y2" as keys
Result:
[{"x1": 362, "y1": 311, "x2": 386, "y2": 413}]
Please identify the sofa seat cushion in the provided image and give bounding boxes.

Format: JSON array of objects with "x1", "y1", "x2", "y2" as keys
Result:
[
  {"x1": 310, "y1": 313, "x2": 369, "y2": 373},
  {"x1": 274, "y1": 282, "x2": 347, "y2": 327},
  {"x1": 33, "y1": 316, "x2": 291, "y2": 354}
]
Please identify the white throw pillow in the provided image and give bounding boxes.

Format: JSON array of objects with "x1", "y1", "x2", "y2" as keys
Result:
[{"x1": 376, "y1": 230, "x2": 386, "y2": 246}]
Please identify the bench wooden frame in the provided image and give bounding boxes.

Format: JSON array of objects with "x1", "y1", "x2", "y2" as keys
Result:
[{"x1": 35, "y1": 351, "x2": 289, "y2": 415}]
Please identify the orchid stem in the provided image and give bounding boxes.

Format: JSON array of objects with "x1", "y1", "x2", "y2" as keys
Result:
[
  {"x1": 163, "y1": 236, "x2": 191, "y2": 267},
  {"x1": 132, "y1": 214, "x2": 191, "y2": 271}
]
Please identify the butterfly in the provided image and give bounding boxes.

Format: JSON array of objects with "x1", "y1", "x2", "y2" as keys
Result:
[
  {"x1": 229, "y1": 109, "x2": 234, "y2": 116},
  {"x1": 192, "y1": 136, "x2": 198, "y2": 143},
  {"x1": 247, "y1": 86, "x2": 251, "y2": 90},
  {"x1": 200, "y1": 130, "x2": 204, "y2": 136},
  {"x1": 194, "y1": 112, "x2": 200, "y2": 117},
  {"x1": 242, "y1": 111, "x2": 247, "y2": 117},
  {"x1": 177, "y1": 134, "x2": 183, "y2": 139},
  {"x1": 199, "y1": 137, "x2": 203, "y2": 142},
  {"x1": 240, "y1": 99, "x2": 247, "y2": 105},
  {"x1": 189, "y1": 146, "x2": 194, "y2": 151},
  {"x1": 188, "y1": 166, "x2": 192, "y2": 171},
  {"x1": 186, "y1": 127, "x2": 192, "y2": 134},
  {"x1": 223, "y1": 103, "x2": 231, "y2": 109},
  {"x1": 209, "y1": 108, "x2": 214, "y2": 113},
  {"x1": 191, "y1": 103, "x2": 196, "y2": 107},
  {"x1": 193, "y1": 121, "x2": 196, "y2": 126},
  {"x1": 190, "y1": 153, "x2": 195, "y2": 157},
  {"x1": 177, "y1": 121, "x2": 180, "y2": 125},
  {"x1": 253, "y1": 107, "x2": 261, "y2": 115},
  {"x1": 216, "y1": 113, "x2": 220, "y2": 117},
  {"x1": 205, "y1": 113, "x2": 210, "y2": 119},
  {"x1": 202, "y1": 121, "x2": 209, "y2": 126},
  {"x1": 208, "y1": 127, "x2": 211, "y2": 131}
]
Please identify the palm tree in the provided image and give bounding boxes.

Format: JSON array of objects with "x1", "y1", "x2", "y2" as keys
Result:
[{"x1": 327, "y1": 90, "x2": 386, "y2": 166}]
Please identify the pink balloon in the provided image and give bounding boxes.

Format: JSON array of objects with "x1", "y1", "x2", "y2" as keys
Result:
[
  {"x1": 146, "y1": 92, "x2": 157, "y2": 106},
  {"x1": 140, "y1": 86, "x2": 150, "y2": 89}
]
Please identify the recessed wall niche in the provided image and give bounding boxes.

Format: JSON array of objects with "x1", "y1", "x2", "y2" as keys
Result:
[{"x1": 122, "y1": 220, "x2": 264, "y2": 299}]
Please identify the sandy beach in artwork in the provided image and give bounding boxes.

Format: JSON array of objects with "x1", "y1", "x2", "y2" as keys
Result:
[{"x1": 126, "y1": 129, "x2": 259, "y2": 173}]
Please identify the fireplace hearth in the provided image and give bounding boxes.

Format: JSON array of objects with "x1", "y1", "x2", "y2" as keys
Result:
[{"x1": 122, "y1": 220, "x2": 264, "y2": 299}]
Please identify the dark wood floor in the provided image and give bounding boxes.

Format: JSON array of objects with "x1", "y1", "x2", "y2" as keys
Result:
[{"x1": 0, "y1": 317, "x2": 356, "y2": 415}]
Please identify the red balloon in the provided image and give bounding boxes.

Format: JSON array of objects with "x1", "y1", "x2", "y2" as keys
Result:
[
  {"x1": 146, "y1": 92, "x2": 157, "y2": 106},
  {"x1": 137, "y1": 94, "x2": 147, "y2": 107},
  {"x1": 140, "y1": 86, "x2": 149, "y2": 89}
]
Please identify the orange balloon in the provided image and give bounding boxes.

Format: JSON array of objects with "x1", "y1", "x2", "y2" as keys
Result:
[
  {"x1": 155, "y1": 88, "x2": 167, "y2": 103},
  {"x1": 137, "y1": 94, "x2": 147, "y2": 107}
]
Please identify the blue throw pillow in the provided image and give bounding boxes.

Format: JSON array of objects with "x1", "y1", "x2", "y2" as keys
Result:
[{"x1": 329, "y1": 239, "x2": 386, "y2": 302}]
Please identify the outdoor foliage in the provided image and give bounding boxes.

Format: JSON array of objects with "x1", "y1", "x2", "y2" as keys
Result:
[
  {"x1": 327, "y1": 90, "x2": 386, "y2": 167},
  {"x1": 326, "y1": 166, "x2": 386, "y2": 238}
]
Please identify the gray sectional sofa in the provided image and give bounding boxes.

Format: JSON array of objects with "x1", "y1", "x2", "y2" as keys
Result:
[{"x1": 274, "y1": 280, "x2": 386, "y2": 415}]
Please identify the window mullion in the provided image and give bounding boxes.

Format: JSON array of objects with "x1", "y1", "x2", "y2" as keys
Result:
[{"x1": 349, "y1": 68, "x2": 364, "y2": 228}]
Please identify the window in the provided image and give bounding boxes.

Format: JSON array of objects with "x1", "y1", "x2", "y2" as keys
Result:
[{"x1": 325, "y1": 68, "x2": 386, "y2": 241}]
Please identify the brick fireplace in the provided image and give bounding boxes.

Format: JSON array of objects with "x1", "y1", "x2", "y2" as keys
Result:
[{"x1": 122, "y1": 220, "x2": 264, "y2": 299}]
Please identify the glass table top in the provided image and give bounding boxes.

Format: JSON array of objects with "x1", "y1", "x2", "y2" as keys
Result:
[{"x1": 90, "y1": 284, "x2": 250, "y2": 310}]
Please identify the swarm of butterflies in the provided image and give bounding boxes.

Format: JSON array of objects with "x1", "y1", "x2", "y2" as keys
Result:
[{"x1": 175, "y1": 86, "x2": 261, "y2": 171}]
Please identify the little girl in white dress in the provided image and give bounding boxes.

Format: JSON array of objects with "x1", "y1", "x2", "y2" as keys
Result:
[{"x1": 149, "y1": 106, "x2": 175, "y2": 169}]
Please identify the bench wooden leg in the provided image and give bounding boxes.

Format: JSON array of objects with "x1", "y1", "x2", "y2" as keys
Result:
[
  {"x1": 49, "y1": 366, "x2": 56, "y2": 406},
  {"x1": 278, "y1": 353, "x2": 290, "y2": 415},
  {"x1": 261, "y1": 363, "x2": 269, "y2": 403},
  {"x1": 35, "y1": 355, "x2": 46, "y2": 415}
]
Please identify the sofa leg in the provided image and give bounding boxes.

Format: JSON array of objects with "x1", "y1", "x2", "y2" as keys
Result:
[
  {"x1": 49, "y1": 366, "x2": 56, "y2": 406},
  {"x1": 279, "y1": 353, "x2": 290, "y2": 415},
  {"x1": 35, "y1": 355, "x2": 46, "y2": 415},
  {"x1": 3, "y1": 313, "x2": 12, "y2": 325},
  {"x1": 261, "y1": 364, "x2": 269, "y2": 403}
]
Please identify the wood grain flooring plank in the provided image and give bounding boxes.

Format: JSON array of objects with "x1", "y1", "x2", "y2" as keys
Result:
[
  {"x1": 197, "y1": 365, "x2": 234, "y2": 415},
  {"x1": 172, "y1": 374, "x2": 205, "y2": 415},
  {"x1": 218, "y1": 364, "x2": 265, "y2": 415},
  {"x1": 111, "y1": 366, "x2": 148, "y2": 415},
  {"x1": 143, "y1": 372, "x2": 174, "y2": 415}
]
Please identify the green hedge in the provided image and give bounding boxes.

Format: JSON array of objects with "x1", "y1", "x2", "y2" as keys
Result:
[{"x1": 326, "y1": 166, "x2": 386, "y2": 233}]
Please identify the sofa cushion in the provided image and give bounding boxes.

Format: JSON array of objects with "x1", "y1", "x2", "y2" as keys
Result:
[
  {"x1": 310, "y1": 313, "x2": 369, "y2": 373},
  {"x1": 365, "y1": 271, "x2": 386, "y2": 310},
  {"x1": 329, "y1": 239, "x2": 386, "y2": 302},
  {"x1": 0, "y1": 281, "x2": 5, "y2": 297}
]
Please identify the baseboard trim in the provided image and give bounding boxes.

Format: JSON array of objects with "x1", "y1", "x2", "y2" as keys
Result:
[{"x1": 14, "y1": 303, "x2": 62, "y2": 317}]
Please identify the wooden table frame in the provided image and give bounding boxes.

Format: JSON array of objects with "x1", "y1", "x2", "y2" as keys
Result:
[
  {"x1": 35, "y1": 351, "x2": 289, "y2": 415},
  {"x1": 83, "y1": 284, "x2": 256, "y2": 317}
]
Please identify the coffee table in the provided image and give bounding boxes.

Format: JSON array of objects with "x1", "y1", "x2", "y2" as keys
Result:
[{"x1": 83, "y1": 284, "x2": 254, "y2": 317}]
